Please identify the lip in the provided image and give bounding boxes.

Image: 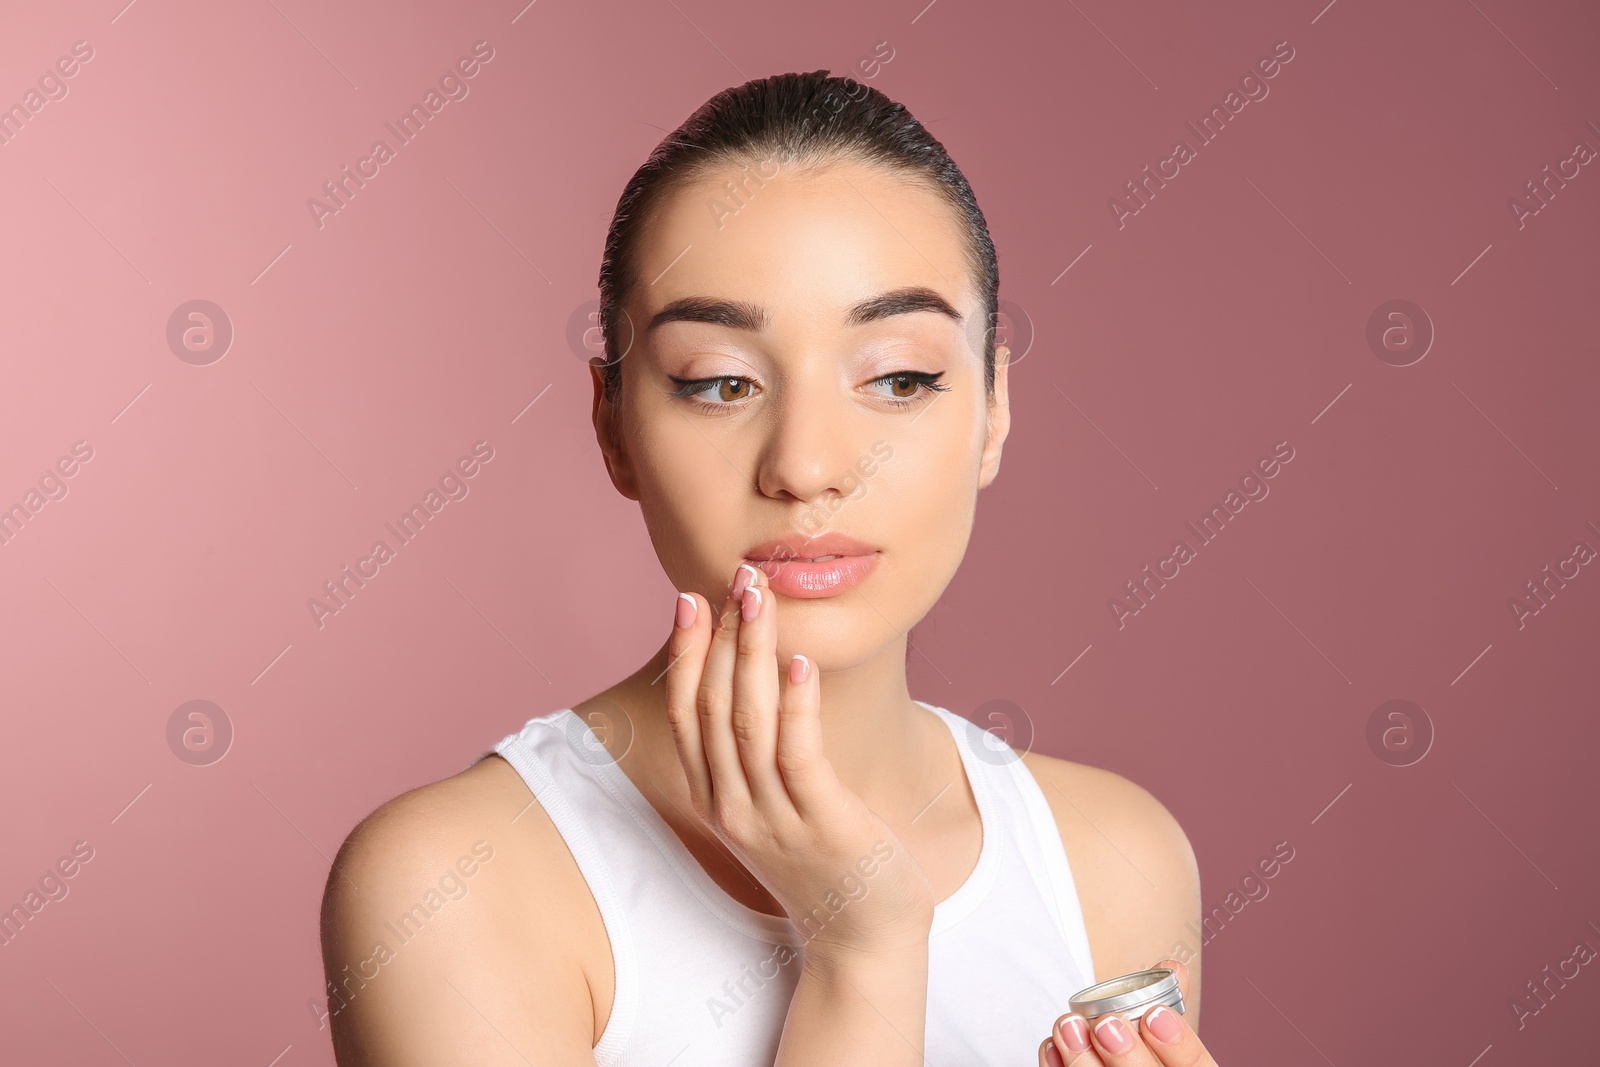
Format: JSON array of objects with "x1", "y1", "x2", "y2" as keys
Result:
[
  {"x1": 743, "y1": 532, "x2": 881, "y2": 562},
  {"x1": 742, "y1": 532, "x2": 882, "y2": 599}
]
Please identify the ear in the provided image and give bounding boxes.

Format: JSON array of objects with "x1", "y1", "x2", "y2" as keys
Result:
[
  {"x1": 977, "y1": 343, "x2": 1012, "y2": 490},
  {"x1": 590, "y1": 360, "x2": 641, "y2": 501}
]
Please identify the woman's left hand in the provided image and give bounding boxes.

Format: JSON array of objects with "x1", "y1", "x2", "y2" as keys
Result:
[{"x1": 1037, "y1": 957, "x2": 1219, "y2": 1067}]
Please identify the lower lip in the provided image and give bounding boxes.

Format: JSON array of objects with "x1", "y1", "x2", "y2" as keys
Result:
[{"x1": 745, "y1": 553, "x2": 880, "y2": 598}]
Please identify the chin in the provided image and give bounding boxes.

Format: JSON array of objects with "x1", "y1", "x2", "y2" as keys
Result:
[{"x1": 772, "y1": 598, "x2": 909, "y2": 671}]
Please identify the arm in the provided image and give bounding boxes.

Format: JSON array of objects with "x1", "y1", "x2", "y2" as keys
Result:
[
  {"x1": 663, "y1": 569, "x2": 941, "y2": 1067},
  {"x1": 319, "y1": 771, "x2": 600, "y2": 1066},
  {"x1": 1024, "y1": 754, "x2": 1227, "y2": 1064},
  {"x1": 774, "y1": 934, "x2": 931, "y2": 1065},
  {"x1": 1021, "y1": 753, "x2": 1204, "y2": 1028}
]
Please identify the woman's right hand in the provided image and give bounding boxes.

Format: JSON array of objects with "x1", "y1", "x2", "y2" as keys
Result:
[{"x1": 663, "y1": 561, "x2": 937, "y2": 967}]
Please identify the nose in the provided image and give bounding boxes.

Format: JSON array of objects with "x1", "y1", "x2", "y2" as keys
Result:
[{"x1": 752, "y1": 374, "x2": 869, "y2": 511}]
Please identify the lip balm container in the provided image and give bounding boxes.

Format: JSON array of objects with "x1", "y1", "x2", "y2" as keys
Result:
[{"x1": 1068, "y1": 967, "x2": 1186, "y2": 1028}]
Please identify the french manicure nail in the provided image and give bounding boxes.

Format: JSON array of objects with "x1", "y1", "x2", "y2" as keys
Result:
[
  {"x1": 674, "y1": 592, "x2": 696, "y2": 629},
  {"x1": 1093, "y1": 1015, "x2": 1133, "y2": 1055},
  {"x1": 790, "y1": 654, "x2": 809, "y2": 683},
  {"x1": 740, "y1": 585, "x2": 761, "y2": 621},
  {"x1": 1059, "y1": 1015, "x2": 1090, "y2": 1053},
  {"x1": 733, "y1": 563, "x2": 760, "y2": 598},
  {"x1": 1143, "y1": 1005, "x2": 1182, "y2": 1045}
]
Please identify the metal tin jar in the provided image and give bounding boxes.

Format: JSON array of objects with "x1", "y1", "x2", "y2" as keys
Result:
[{"x1": 1067, "y1": 967, "x2": 1186, "y2": 1027}]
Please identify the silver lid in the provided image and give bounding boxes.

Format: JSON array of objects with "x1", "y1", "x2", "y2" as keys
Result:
[{"x1": 1068, "y1": 967, "x2": 1185, "y2": 1020}]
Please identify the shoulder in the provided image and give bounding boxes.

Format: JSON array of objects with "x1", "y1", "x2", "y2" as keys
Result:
[
  {"x1": 1017, "y1": 750, "x2": 1202, "y2": 1012},
  {"x1": 319, "y1": 754, "x2": 605, "y2": 1062},
  {"x1": 322, "y1": 754, "x2": 542, "y2": 923},
  {"x1": 1016, "y1": 750, "x2": 1196, "y2": 877}
]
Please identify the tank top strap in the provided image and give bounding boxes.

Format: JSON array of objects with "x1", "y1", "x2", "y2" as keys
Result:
[
  {"x1": 916, "y1": 700, "x2": 1097, "y2": 985},
  {"x1": 490, "y1": 711, "x2": 642, "y2": 1064}
]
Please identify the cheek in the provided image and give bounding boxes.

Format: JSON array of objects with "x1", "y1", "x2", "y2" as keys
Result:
[
  {"x1": 631, "y1": 427, "x2": 742, "y2": 576},
  {"x1": 883, "y1": 437, "x2": 980, "y2": 555}
]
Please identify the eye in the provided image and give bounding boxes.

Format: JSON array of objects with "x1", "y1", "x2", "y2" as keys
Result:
[
  {"x1": 868, "y1": 371, "x2": 951, "y2": 409},
  {"x1": 666, "y1": 375, "x2": 758, "y2": 411}
]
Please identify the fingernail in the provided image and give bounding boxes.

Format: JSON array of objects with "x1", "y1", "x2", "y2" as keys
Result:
[
  {"x1": 733, "y1": 563, "x2": 761, "y2": 598},
  {"x1": 789, "y1": 654, "x2": 809, "y2": 684},
  {"x1": 1093, "y1": 1015, "x2": 1133, "y2": 1055},
  {"x1": 1143, "y1": 1004, "x2": 1182, "y2": 1045},
  {"x1": 1058, "y1": 1014, "x2": 1090, "y2": 1053},
  {"x1": 1042, "y1": 1039, "x2": 1065, "y2": 1067},
  {"x1": 740, "y1": 585, "x2": 762, "y2": 621},
  {"x1": 675, "y1": 593, "x2": 697, "y2": 629}
]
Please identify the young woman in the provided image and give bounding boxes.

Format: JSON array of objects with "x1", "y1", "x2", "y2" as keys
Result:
[{"x1": 321, "y1": 70, "x2": 1217, "y2": 1067}]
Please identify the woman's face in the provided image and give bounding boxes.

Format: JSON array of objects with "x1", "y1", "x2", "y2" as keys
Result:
[{"x1": 592, "y1": 157, "x2": 1011, "y2": 671}]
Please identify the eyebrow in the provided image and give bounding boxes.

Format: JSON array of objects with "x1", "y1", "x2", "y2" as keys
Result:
[{"x1": 644, "y1": 285, "x2": 963, "y2": 334}]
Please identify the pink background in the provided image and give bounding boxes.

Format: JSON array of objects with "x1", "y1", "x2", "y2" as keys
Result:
[{"x1": 2, "y1": 0, "x2": 1597, "y2": 1062}]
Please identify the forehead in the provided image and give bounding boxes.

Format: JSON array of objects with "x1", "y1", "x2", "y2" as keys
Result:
[{"x1": 634, "y1": 159, "x2": 978, "y2": 329}]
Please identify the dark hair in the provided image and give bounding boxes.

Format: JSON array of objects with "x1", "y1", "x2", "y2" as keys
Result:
[{"x1": 594, "y1": 68, "x2": 1000, "y2": 405}]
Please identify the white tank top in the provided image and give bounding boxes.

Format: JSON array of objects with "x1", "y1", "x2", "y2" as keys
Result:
[{"x1": 487, "y1": 699, "x2": 1097, "y2": 1066}]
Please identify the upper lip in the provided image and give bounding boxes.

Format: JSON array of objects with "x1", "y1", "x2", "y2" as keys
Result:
[{"x1": 743, "y1": 532, "x2": 881, "y2": 561}]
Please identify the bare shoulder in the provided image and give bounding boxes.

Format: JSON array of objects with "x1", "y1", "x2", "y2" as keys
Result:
[
  {"x1": 1017, "y1": 749, "x2": 1203, "y2": 1021},
  {"x1": 319, "y1": 754, "x2": 606, "y2": 1066}
]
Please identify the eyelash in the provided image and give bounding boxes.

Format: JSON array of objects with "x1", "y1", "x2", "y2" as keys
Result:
[{"x1": 666, "y1": 371, "x2": 951, "y2": 414}]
